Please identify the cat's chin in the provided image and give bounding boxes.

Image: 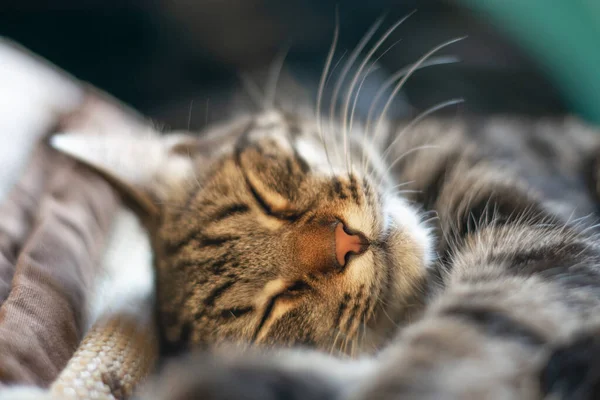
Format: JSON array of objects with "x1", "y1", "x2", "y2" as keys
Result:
[
  {"x1": 359, "y1": 196, "x2": 432, "y2": 349},
  {"x1": 361, "y1": 270, "x2": 427, "y2": 354}
]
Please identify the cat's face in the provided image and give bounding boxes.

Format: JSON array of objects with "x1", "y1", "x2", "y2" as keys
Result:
[{"x1": 52, "y1": 109, "x2": 432, "y2": 356}]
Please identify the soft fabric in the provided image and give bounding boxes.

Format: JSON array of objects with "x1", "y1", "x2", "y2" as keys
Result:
[
  {"x1": 0, "y1": 39, "x2": 158, "y2": 399},
  {"x1": 0, "y1": 143, "x2": 117, "y2": 386}
]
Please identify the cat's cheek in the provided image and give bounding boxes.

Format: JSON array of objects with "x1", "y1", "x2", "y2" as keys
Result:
[
  {"x1": 380, "y1": 197, "x2": 432, "y2": 308},
  {"x1": 383, "y1": 196, "x2": 434, "y2": 269}
]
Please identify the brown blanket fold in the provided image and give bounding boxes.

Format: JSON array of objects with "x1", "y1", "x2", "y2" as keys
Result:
[
  {"x1": 0, "y1": 145, "x2": 50, "y2": 306},
  {"x1": 0, "y1": 142, "x2": 119, "y2": 387}
]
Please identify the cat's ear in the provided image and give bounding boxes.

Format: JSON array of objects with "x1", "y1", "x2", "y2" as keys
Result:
[{"x1": 49, "y1": 130, "x2": 204, "y2": 216}]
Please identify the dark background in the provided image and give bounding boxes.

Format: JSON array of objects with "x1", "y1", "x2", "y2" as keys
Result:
[{"x1": 0, "y1": 0, "x2": 567, "y2": 131}]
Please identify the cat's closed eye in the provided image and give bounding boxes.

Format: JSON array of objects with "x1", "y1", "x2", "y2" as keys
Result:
[
  {"x1": 253, "y1": 280, "x2": 312, "y2": 341},
  {"x1": 280, "y1": 280, "x2": 312, "y2": 298}
]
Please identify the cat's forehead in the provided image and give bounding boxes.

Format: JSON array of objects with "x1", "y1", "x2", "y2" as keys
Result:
[
  {"x1": 244, "y1": 111, "x2": 295, "y2": 150},
  {"x1": 242, "y1": 110, "x2": 334, "y2": 171},
  {"x1": 198, "y1": 109, "x2": 341, "y2": 178},
  {"x1": 246, "y1": 110, "x2": 313, "y2": 144}
]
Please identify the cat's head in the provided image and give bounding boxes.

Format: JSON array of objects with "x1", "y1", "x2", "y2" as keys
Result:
[{"x1": 51, "y1": 108, "x2": 432, "y2": 356}]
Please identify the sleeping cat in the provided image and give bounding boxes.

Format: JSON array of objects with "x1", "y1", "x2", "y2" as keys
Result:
[
  {"x1": 51, "y1": 103, "x2": 600, "y2": 399},
  {"x1": 49, "y1": 42, "x2": 600, "y2": 400}
]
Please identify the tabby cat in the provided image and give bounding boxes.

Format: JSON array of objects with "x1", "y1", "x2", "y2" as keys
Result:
[{"x1": 50, "y1": 46, "x2": 600, "y2": 400}]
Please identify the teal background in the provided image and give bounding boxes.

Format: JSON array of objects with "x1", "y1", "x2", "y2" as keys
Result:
[{"x1": 462, "y1": 0, "x2": 600, "y2": 124}]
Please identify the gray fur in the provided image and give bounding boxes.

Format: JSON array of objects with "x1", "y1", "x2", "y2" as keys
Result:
[
  {"x1": 57, "y1": 92, "x2": 600, "y2": 398},
  {"x1": 147, "y1": 111, "x2": 600, "y2": 399}
]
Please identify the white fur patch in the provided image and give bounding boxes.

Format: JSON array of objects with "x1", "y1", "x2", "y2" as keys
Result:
[
  {"x1": 384, "y1": 196, "x2": 434, "y2": 268},
  {"x1": 86, "y1": 207, "x2": 155, "y2": 329},
  {"x1": 294, "y1": 137, "x2": 335, "y2": 175}
]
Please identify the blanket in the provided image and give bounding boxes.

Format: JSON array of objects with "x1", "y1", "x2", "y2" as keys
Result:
[{"x1": 0, "y1": 39, "x2": 159, "y2": 399}]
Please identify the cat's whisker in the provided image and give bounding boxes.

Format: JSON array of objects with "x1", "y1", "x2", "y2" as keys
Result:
[
  {"x1": 561, "y1": 208, "x2": 577, "y2": 232},
  {"x1": 184, "y1": 148, "x2": 203, "y2": 190},
  {"x1": 383, "y1": 180, "x2": 415, "y2": 195},
  {"x1": 420, "y1": 208, "x2": 439, "y2": 217},
  {"x1": 452, "y1": 184, "x2": 480, "y2": 237},
  {"x1": 376, "y1": 300, "x2": 398, "y2": 327},
  {"x1": 342, "y1": 12, "x2": 414, "y2": 174},
  {"x1": 422, "y1": 215, "x2": 440, "y2": 226},
  {"x1": 346, "y1": 311, "x2": 362, "y2": 346},
  {"x1": 324, "y1": 50, "x2": 348, "y2": 89},
  {"x1": 328, "y1": 15, "x2": 385, "y2": 172},
  {"x1": 370, "y1": 38, "x2": 465, "y2": 176},
  {"x1": 377, "y1": 144, "x2": 440, "y2": 188},
  {"x1": 380, "y1": 98, "x2": 464, "y2": 162},
  {"x1": 352, "y1": 40, "x2": 401, "y2": 175},
  {"x1": 265, "y1": 46, "x2": 291, "y2": 110},
  {"x1": 316, "y1": 10, "x2": 340, "y2": 174},
  {"x1": 342, "y1": 336, "x2": 351, "y2": 357},
  {"x1": 360, "y1": 320, "x2": 367, "y2": 355},
  {"x1": 569, "y1": 217, "x2": 597, "y2": 238},
  {"x1": 362, "y1": 56, "x2": 458, "y2": 170},
  {"x1": 349, "y1": 336, "x2": 356, "y2": 359},
  {"x1": 329, "y1": 326, "x2": 350, "y2": 356},
  {"x1": 379, "y1": 184, "x2": 416, "y2": 202},
  {"x1": 353, "y1": 337, "x2": 360, "y2": 359},
  {"x1": 346, "y1": 66, "x2": 380, "y2": 180},
  {"x1": 204, "y1": 98, "x2": 210, "y2": 127},
  {"x1": 239, "y1": 72, "x2": 267, "y2": 110},
  {"x1": 392, "y1": 180, "x2": 415, "y2": 189},
  {"x1": 370, "y1": 291, "x2": 393, "y2": 310},
  {"x1": 386, "y1": 189, "x2": 423, "y2": 198},
  {"x1": 329, "y1": 333, "x2": 340, "y2": 356},
  {"x1": 573, "y1": 214, "x2": 600, "y2": 236},
  {"x1": 472, "y1": 193, "x2": 496, "y2": 233},
  {"x1": 335, "y1": 334, "x2": 346, "y2": 356},
  {"x1": 362, "y1": 55, "x2": 461, "y2": 174},
  {"x1": 570, "y1": 212, "x2": 596, "y2": 226},
  {"x1": 384, "y1": 186, "x2": 419, "y2": 197},
  {"x1": 187, "y1": 99, "x2": 194, "y2": 131},
  {"x1": 577, "y1": 222, "x2": 600, "y2": 237},
  {"x1": 367, "y1": 287, "x2": 397, "y2": 317}
]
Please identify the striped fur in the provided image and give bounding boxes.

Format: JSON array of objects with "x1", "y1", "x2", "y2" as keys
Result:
[
  {"x1": 54, "y1": 106, "x2": 600, "y2": 398},
  {"x1": 150, "y1": 113, "x2": 600, "y2": 399},
  {"x1": 151, "y1": 110, "x2": 432, "y2": 356}
]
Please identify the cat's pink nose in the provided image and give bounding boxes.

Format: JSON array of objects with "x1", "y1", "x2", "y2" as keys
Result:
[{"x1": 335, "y1": 223, "x2": 369, "y2": 267}]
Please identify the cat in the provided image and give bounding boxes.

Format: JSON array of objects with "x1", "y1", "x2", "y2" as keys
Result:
[
  {"x1": 46, "y1": 28, "x2": 600, "y2": 400},
  {"x1": 50, "y1": 96, "x2": 600, "y2": 399}
]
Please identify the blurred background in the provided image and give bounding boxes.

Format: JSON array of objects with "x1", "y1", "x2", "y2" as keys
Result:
[{"x1": 2, "y1": 0, "x2": 600, "y2": 131}]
